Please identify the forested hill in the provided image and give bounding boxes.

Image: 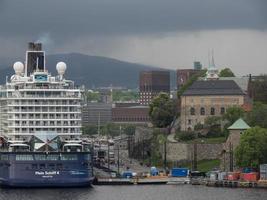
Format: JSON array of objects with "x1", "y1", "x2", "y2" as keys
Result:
[{"x1": 0, "y1": 53, "x2": 175, "y2": 89}]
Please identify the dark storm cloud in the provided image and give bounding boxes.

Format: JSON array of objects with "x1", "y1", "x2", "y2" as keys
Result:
[{"x1": 0, "y1": 0, "x2": 266, "y2": 42}]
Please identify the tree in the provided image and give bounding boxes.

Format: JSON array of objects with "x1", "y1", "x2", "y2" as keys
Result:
[
  {"x1": 86, "y1": 91, "x2": 100, "y2": 102},
  {"x1": 101, "y1": 123, "x2": 121, "y2": 137},
  {"x1": 223, "y1": 106, "x2": 245, "y2": 125},
  {"x1": 249, "y1": 75, "x2": 267, "y2": 104},
  {"x1": 123, "y1": 125, "x2": 136, "y2": 136},
  {"x1": 204, "y1": 116, "x2": 221, "y2": 128},
  {"x1": 82, "y1": 125, "x2": 98, "y2": 135},
  {"x1": 112, "y1": 90, "x2": 139, "y2": 101},
  {"x1": 204, "y1": 116, "x2": 223, "y2": 137},
  {"x1": 219, "y1": 68, "x2": 235, "y2": 77},
  {"x1": 246, "y1": 103, "x2": 267, "y2": 128},
  {"x1": 194, "y1": 122, "x2": 204, "y2": 131},
  {"x1": 235, "y1": 126, "x2": 267, "y2": 168},
  {"x1": 149, "y1": 93, "x2": 176, "y2": 128},
  {"x1": 149, "y1": 93, "x2": 177, "y2": 169},
  {"x1": 177, "y1": 70, "x2": 206, "y2": 98}
]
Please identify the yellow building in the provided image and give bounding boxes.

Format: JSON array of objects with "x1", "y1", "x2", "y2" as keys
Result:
[{"x1": 180, "y1": 80, "x2": 244, "y2": 131}]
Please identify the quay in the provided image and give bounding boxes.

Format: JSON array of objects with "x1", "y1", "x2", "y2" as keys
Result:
[
  {"x1": 94, "y1": 176, "x2": 185, "y2": 185},
  {"x1": 206, "y1": 180, "x2": 267, "y2": 189},
  {"x1": 94, "y1": 176, "x2": 267, "y2": 189}
]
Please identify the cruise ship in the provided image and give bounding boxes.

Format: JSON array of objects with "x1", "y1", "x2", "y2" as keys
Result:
[{"x1": 0, "y1": 43, "x2": 94, "y2": 187}]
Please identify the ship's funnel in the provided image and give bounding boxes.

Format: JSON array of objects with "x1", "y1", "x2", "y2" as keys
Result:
[{"x1": 25, "y1": 42, "x2": 45, "y2": 76}]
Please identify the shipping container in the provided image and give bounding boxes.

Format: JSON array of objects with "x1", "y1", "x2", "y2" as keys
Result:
[
  {"x1": 122, "y1": 171, "x2": 133, "y2": 178},
  {"x1": 227, "y1": 172, "x2": 240, "y2": 181},
  {"x1": 171, "y1": 168, "x2": 189, "y2": 177},
  {"x1": 209, "y1": 172, "x2": 218, "y2": 181},
  {"x1": 260, "y1": 164, "x2": 267, "y2": 180},
  {"x1": 242, "y1": 167, "x2": 257, "y2": 173},
  {"x1": 218, "y1": 172, "x2": 228, "y2": 181},
  {"x1": 241, "y1": 172, "x2": 259, "y2": 182}
]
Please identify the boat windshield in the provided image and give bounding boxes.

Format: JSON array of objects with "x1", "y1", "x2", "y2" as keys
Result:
[{"x1": 9, "y1": 144, "x2": 30, "y2": 152}]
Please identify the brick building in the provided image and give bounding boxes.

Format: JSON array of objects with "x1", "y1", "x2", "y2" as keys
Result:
[
  {"x1": 139, "y1": 71, "x2": 170, "y2": 105},
  {"x1": 112, "y1": 105, "x2": 150, "y2": 124},
  {"x1": 176, "y1": 69, "x2": 203, "y2": 90}
]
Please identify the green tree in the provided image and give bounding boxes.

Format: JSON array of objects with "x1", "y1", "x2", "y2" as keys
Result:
[
  {"x1": 204, "y1": 116, "x2": 222, "y2": 127},
  {"x1": 246, "y1": 103, "x2": 267, "y2": 128},
  {"x1": 249, "y1": 75, "x2": 267, "y2": 104},
  {"x1": 177, "y1": 70, "x2": 207, "y2": 98},
  {"x1": 112, "y1": 90, "x2": 139, "y2": 101},
  {"x1": 223, "y1": 106, "x2": 245, "y2": 125},
  {"x1": 149, "y1": 93, "x2": 176, "y2": 128},
  {"x1": 194, "y1": 122, "x2": 204, "y2": 131},
  {"x1": 204, "y1": 116, "x2": 223, "y2": 137},
  {"x1": 82, "y1": 125, "x2": 98, "y2": 135},
  {"x1": 219, "y1": 68, "x2": 235, "y2": 77},
  {"x1": 235, "y1": 126, "x2": 267, "y2": 168},
  {"x1": 123, "y1": 125, "x2": 136, "y2": 136},
  {"x1": 101, "y1": 123, "x2": 121, "y2": 137},
  {"x1": 149, "y1": 93, "x2": 177, "y2": 169},
  {"x1": 86, "y1": 91, "x2": 100, "y2": 102}
]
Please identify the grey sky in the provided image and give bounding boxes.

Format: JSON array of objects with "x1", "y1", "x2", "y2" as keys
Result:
[{"x1": 0, "y1": 0, "x2": 266, "y2": 75}]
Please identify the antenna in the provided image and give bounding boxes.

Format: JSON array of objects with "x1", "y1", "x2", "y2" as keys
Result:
[
  {"x1": 208, "y1": 50, "x2": 211, "y2": 68},
  {"x1": 97, "y1": 112, "x2": 100, "y2": 137},
  {"x1": 211, "y1": 49, "x2": 215, "y2": 67}
]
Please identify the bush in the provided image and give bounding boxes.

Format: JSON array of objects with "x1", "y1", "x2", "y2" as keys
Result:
[
  {"x1": 194, "y1": 123, "x2": 204, "y2": 131},
  {"x1": 206, "y1": 125, "x2": 224, "y2": 138},
  {"x1": 176, "y1": 131, "x2": 196, "y2": 141}
]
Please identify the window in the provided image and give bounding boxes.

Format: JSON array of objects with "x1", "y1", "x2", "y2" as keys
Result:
[
  {"x1": 210, "y1": 107, "x2": 215, "y2": 115},
  {"x1": 61, "y1": 154, "x2": 78, "y2": 161},
  {"x1": 220, "y1": 107, "x2": 225, "y2": 114},
  {"x1": 35, "y1": 154, "x2": 46, "y2": 160},
  {"x1": 47, "y1": 155, "x2": 59, "y2": 160},
  {"x1": 190, "y1": 107, "x2": 195, "y2": 115},
  {"x1": 15, "y1": 154, "x2": 34, "y2": 161},
  {"x1": 0, "y1": 155, "x2": 9, "y2": 161},
  {"x1": 188, "y1": 119, "x2": 192, "y2": 125},
  {"x1": 200, "y1": 107, "x2": 205, "y2": 115}
]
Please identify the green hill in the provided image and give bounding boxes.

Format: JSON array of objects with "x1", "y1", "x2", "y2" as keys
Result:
[{"x1": 0, "y1": 53, "x2": 175, "y2": 89}]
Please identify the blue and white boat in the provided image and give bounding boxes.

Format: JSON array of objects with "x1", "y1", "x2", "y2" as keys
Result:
[{"x1": 0, "y1": 42, "x2": 94, "y2": 187}]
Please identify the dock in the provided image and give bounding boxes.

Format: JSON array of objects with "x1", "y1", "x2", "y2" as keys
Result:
[
  {"x1": 94, "y1": 178, "x2": 134, "y2": 185},
  {"x1": 206, "y1": 180, "x2": 267, "y2": 188}
]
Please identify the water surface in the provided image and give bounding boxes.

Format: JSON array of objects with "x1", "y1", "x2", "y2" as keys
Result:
[{"x1": 0, "y1": 185, "x2": 266, "y2": 200}]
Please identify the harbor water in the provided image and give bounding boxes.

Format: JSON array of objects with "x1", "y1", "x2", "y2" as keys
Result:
[{"x1": 0, "y1": 185, "x2": 266, "y2": 200}]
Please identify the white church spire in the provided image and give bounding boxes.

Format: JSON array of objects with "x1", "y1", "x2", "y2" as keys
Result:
[{"x1": 206, "y1": 49, "x2": 219, "y2": 80}]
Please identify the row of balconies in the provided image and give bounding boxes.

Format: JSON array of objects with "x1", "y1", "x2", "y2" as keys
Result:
[
  {"x1": 8, "y1": 94, "x2": 81, "y2": 99},
  {"x1": 12, "y1": 121, "x2": 80, "y2": 126},
  {"x1": 10, "y1": 114, "x2": 80, "y2": 119},
  {"x1": 9, "y1": 107, "x2": 81, "y2": 113},
  {"x1": 7, "y1": 100, "x2": 80, "y2": 106},
  {"x1": 11, "y1": 129, "x2": 81, "y2": 134},
  {"x1": 9, "y1": 117, "x2": 80, "y2": 120}
]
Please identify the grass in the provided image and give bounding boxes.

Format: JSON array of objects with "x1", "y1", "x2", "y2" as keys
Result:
[
  {"x1": 184, "y1": 136, "x2": 227, "y2": 144},
  {"x1": 182, "y1": 159, "x2": 220, "y2": 172}
]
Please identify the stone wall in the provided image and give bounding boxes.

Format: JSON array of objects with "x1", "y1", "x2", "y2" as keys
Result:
[
  {"x1": 166, "y1": 143, "x2": 189, "y2": 161},
  {"x1": 162, "y1": 142, "x2": 223, "y2": 162}
]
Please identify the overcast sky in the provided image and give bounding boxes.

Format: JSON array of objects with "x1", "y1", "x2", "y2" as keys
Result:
[{"x1": 0, "y1": 0, "x2": 266, "y2": 75}]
